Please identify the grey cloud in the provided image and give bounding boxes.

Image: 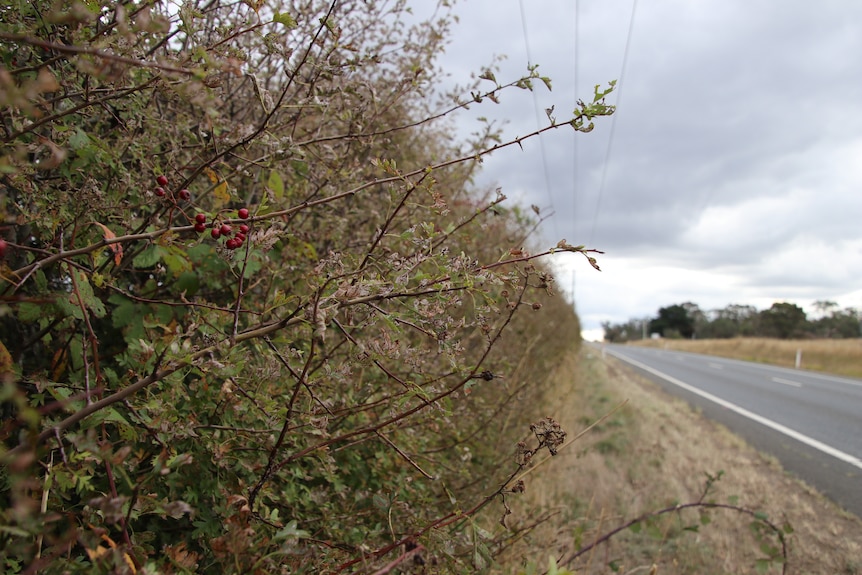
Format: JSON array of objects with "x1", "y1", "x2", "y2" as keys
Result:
[{"x1": 440, "y1": 0, "x2": 862, "y2": 331}]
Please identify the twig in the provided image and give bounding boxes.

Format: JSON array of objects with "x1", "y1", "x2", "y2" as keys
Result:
[
  {"x1": 2, "y1": 79, "x2": 158, "y2": 144},
  {"x1": 375, "y1": 430, "x2": 435, "y2": 480},
  {"x1": 35, "y1": 451, "x2": 53, "y2": 559},
  {"x1": 368, "y1": 544, "x2": 425, "y2": 575},
  {"x1": 559, "y1": 501, "x2": 789, "y2": 574},
  {"x1": 0, "y1": 32, "x2": 195, "y2": 75}
]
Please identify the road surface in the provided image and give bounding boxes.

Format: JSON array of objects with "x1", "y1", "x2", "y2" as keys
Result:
[{"x1": 601, "y1": 344, "x2": 862, "y2": 518}]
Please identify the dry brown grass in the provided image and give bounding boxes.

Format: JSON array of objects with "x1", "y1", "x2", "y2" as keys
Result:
[
  {"x1": 495, "y1": 346, "x2": 862, "y2": 574},
  {"x1": 630, "y1": 337, "x2": 862, "y2": 379}
]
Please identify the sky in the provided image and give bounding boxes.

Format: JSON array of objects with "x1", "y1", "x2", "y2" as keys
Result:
[{"x1": 429, "y1": 0, "x2": 862, "y2": 340}]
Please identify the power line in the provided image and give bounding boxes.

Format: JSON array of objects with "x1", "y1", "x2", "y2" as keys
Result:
[
  {"x1": 518, "y1": 0, "x2": 559, "y2": 242},
  {"x1": 572, "y1": 0, "x2": 580, "y2": 303},
  {"x1": 588, "y1": 0, "x2": 639, "y2": 246}
]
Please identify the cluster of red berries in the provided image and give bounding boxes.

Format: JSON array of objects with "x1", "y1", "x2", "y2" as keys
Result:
[
  {"x1": 154, "y1": 174, "x2": 191, "y2": 201},
  {"x1": 193, "y1": 208, "x2": 251, "y2": 250}
]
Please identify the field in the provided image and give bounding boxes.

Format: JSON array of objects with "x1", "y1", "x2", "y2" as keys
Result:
[
  {"x1": 496, "y1": 346, "x2": 862, "y2": 574},
  {"x1": 628, "y1": 337, "x2": 862, "y2": 379}
]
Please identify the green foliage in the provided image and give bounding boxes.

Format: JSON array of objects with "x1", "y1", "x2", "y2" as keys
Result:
[
  {"x1": 758, "y1": 302, "x2": 807, "y2": 339},
  {"x1": 0, "y1": 1, "x2": 610, "y2": 572},
  {"x1": 649, "y1": 304, "x2": 695, "y2": 339}
]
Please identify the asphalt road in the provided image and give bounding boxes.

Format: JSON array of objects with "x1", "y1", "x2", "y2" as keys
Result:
[{"x1": 600, "y1": 344, "x2": 862, "y2": 518}]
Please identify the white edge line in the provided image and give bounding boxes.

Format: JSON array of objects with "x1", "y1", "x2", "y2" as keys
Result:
[{"x1": 605, "y1": 348, "x2": 862, "y2": 471}]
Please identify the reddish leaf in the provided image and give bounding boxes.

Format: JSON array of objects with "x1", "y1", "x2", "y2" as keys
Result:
[{"x1": 94, "y1": 222, "x2": 123, "y2": 265}]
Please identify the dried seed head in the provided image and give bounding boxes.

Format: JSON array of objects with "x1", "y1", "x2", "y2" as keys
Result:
[
  {"x1": 530, "y1": 417, "x2": 567, "y2": 456},
  {"x1": 514, "y1": 441, "x2": 533, "y2": 466}
]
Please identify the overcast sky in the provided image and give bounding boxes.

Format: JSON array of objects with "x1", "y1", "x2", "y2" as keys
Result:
[{"x1": 432, "y1": 0, "x2": 862, "y2": 340}]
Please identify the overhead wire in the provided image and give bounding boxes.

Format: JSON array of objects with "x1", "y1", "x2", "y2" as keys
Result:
[
  {"x1": 588, "y1": 0, "x2": 639, "y2": 246},
  {"x1": 517, "y1": 0, "x2": 559, "y2": 242},
  {"x1": 571, "y1": 0, "x2": 580, "y2": 302}
]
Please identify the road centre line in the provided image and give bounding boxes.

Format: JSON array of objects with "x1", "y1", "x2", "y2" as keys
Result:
[
  {"x1": 772, "y1": 377, "x2": 802, "y2": 388},
  {"x1": 604, "y1": 348, "x2": 862, "y2": 471}
]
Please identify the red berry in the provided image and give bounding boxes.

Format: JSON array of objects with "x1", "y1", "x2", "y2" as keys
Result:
[
  {"x1": 178, "y1": 189, "x2": 191, "y2": 201},
  {"x1": 211, "y1": 228, "x2": 221, "y2": 239},
  {"x1": 194, "y1": 222, "x2": 206, "y2": 233},
  {"x1": 220, "y1": 224, "x2": 232, "y2": 236},
  {"x1": 154, "y1": 187, "x2": 166, "y2": 197},
  {"x1": 238, "y1": 208, "x2": 250, "y2": 219},
  {"x1": 156, "y1": 175, "x2": 169, "y2": 186},
  {"x1": 225, "y1": 238, "x2": 238, "y2": 249},
  {"x1": 195, "y1": 213, "x2": 206, "y2": 224},
  {"x1": 0, "y1": 239, "x2": 7, "y2": 259},
  {"x1": 235, "y1": 233, "x2": 246, "y2": 242},
  {"x1": 238, "y1": 224, "x2": 249, "y2": 234}
]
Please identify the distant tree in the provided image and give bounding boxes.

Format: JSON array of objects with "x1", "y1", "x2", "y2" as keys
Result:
[
  {"x1": 758, "y1": 302, "x2": 807, "y2": 339},
  {"x1": 812, "y1": 300, "x2": 840, "y2": 318},
  {"x1": 812, "y1": 306, "x2": 861, "y2": 338},
  {"x1": 701, "y1": 313, "x2": 738, "y2": 338},
  {"x1": 703, "y1": 303, "x2": 759, "y2": 338},
  {"x1": 602, "y1": 318, "x2": 648, "y2": 342},
  {"x1": 602, "y1": 321, "x2": 626, "y2": 342},
  {"x1": 650, "y1": 304, "x2": 695, "y2": 339},
  {"x1": 681, "y1": 302, "x2": 707, "y2": 338}
]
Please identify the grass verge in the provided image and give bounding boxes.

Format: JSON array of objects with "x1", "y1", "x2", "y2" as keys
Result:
[{"x1": 495, "y1": 345, "x2": 862, "y2": 574}]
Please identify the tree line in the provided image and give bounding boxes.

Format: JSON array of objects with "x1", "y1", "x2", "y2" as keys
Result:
[{"x1": 603, "y1": 300, "x2": 862, "y2": 342}]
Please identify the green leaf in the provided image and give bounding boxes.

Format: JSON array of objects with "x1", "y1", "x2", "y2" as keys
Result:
[
  {"x1": 108, "y1": 295, "x2": 136, "y2": 328},
  {"x1": 68, "y1": 128, "x2": 91, "y2": 151},
  {"x1": 292, "y1": 159, "x2": 308, "y2": 178},
  {"x1": 133, "y1": 246, "x2": 163, "y2": 268},
  {"x1": 645, "y1": 523, "x2": 663, "y2": 541},
  {"x1": 175, "y1": 271, "x2": 200, "y2": 296},
  {"x1": 77, "y1": 270, "x2": 106, "y2": 318},
  {"x1": 82, "y1": 407, "x2": 131, "y2": 429},
  {"x1": 372, "y1": 493, "x2": 389, "y2": 510},
  {"x1": 274, "y1": 520, "x2": 309, "y2": 540},
  {"x1": 161, "y1": 245, "x2": 192, "y2": 276},
  {"x1": 18, "y1": 302, "x2": 48, "y2": 322},
  {"x1": 273, "y1": 12, "x2": 297, "y2": 28},
  {"x1": 267, "y1": 170, "x2": 285, "y2": 199},
  {"x1": 0, "y1": 525, "x2": 32, "y2": 538}
]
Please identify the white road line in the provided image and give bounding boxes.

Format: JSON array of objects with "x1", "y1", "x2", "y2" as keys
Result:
[
  {"x1": 604, "y1": 348, "x2": 862, "y2": 471},
  {"x1": 772, "y1": 377, "x2": 802, "y2": 388},
  {"x1": 708, "y1": 362, "x2": 723, "y2": 370}
]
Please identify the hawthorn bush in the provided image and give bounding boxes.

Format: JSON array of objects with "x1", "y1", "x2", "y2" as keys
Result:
[{"x1": 0, "y1": 1, "x2": 615, "y2": 572}]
